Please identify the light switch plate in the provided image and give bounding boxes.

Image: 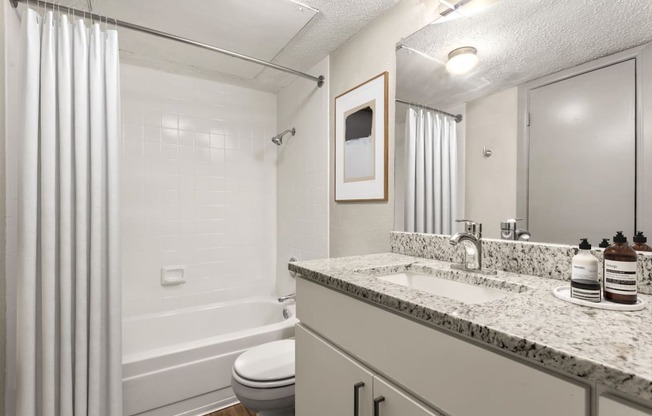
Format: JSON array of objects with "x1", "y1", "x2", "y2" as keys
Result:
[{"x1": 161, "y1": 265, "x2": 186, "y2": 286}]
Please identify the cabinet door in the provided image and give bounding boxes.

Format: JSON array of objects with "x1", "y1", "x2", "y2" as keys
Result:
[
  {"x1": 599, "y1": 395, "x2": 652, "y2": 416},
  {"x1": 372, "y1": 376, "x2": 441, "y2": 416},
  {"x1": 296, "y1": 324, "x2": 374, "y2": 416}
]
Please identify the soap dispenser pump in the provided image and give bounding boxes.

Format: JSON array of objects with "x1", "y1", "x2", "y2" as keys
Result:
[
  {"x1": 570, "y1": 239, "x2": 600, "y2": 302},
  {"x1": 603, "y1": 231, "x2": 638, "y2": 304},
  {"x1": 572, "y1": 239, "x2": 598, "y2": 281},
  {"x1": 632, "y1": 231, "x2": 652, "y2": 252}
]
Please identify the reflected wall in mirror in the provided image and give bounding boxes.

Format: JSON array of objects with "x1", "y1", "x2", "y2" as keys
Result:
[{"x1": 394, "y1": 0, "x2": 652, "y2": 245}]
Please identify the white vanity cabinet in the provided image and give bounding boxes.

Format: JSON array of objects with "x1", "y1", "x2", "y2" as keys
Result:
[
  {"x1": 296, "y1": 278, "x2": 590, "y2": 416},
  {"x1": 599, "y1": 395, "x2": 652, "y2": 416},
  {"x1": 296, "y1": 325, "x2": 441, "y2": 416}
]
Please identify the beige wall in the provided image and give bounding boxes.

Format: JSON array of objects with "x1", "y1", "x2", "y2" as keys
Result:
[
  {"x1": 329, "y1": 0, "x2": 444, "y2": 257},
  {"x1": 465, "y1": 87, "x2": 519, "y2": 238}
]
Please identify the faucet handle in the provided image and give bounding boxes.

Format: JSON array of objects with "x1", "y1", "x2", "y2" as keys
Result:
[
  {"x1": 501, "y1": 218, "x2": 523, "y2": 230},
  {"x1": 455, "y1": 219, "x2": 482, "y2": 236}
]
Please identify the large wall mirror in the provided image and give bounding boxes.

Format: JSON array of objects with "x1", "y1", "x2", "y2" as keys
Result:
[{"x1": 394, "y1": 0, "x2": 652, "y2": 245}]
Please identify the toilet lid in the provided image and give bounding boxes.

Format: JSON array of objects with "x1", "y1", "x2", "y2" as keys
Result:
[{"x1": 234, "y1": 340, "x2": 295, "y2": 383}]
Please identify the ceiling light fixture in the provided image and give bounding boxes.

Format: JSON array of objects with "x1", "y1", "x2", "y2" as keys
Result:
[{"x1": 446, "y1": 46, "x2": 478, "y2": 75}]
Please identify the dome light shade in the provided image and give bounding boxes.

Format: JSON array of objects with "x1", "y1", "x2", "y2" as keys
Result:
[{"x1": 446, "y1": 46, "x2": 478, "y2": 75}]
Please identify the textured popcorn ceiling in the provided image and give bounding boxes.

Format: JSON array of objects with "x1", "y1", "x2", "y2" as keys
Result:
[
  {"x1": 58, "y1": 0, "x2": 91, "y2": 9},
  {"x1": 53, "y1": 0, "x2": 400, "y2": 92},
  {"x1": 399, "y1": 0, "x2": 652, "y2": 108}
]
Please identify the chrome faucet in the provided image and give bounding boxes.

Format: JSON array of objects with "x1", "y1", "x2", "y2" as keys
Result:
[
  {"x1": 278, "y1": 293, "x2": 296, "y2": 303},
  {"x1": 500, "y1": 218, "x2": 531, "y2": 241},
  {"x1": 449, "y1": 220, "x2": 496, "y2": 275}
]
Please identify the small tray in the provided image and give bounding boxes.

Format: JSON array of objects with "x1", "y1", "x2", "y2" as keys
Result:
[{"x1": 553, "y1": 286, "x2": 645, "y2": 311}]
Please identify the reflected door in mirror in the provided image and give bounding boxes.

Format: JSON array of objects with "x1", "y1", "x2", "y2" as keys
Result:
[{"x1": 528, "y1": 60, "x2": 636, "y2": 245}]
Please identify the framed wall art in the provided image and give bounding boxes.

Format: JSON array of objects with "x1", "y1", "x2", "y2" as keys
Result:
[{"x1": 334, "y1": 72, "x2": 388, "y2": 202}]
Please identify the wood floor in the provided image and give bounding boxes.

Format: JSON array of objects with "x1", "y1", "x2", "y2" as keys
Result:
[{"x1": 206, "y1": 404, "x2": 255, "y2": 416}]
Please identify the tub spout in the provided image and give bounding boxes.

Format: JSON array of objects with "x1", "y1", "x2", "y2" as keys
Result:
[{"x1": 278, "y1": 293, "x2": 296, "y2": 303}]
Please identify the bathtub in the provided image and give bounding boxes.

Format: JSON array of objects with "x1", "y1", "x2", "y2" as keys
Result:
[{"x1": 122, "y1": 297, "x2": 297, "y2": 416}]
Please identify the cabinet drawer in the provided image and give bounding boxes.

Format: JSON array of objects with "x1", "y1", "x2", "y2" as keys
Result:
[
  {"x1": 599, "y1": 395, "x2": 652, "y2": 416},
  {"x1": 297, "y1": 278, "x2": 589, "y2": 416}
]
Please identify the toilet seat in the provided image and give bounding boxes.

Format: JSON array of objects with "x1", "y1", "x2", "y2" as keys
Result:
[
  {"x1": 232, "y1": 370, "x2": 295, "y2": 389},
  {"x1": 232, "y1": 339, "x2": 295, "y2": 389}
]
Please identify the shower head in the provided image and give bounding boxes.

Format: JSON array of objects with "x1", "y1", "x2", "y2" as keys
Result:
[{"x1": 271, "y1": 128, "x2": 296, "y2": 146}]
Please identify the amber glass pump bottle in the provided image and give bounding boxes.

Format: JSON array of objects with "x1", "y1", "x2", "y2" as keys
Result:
[
  {"x1": 632, "y1": 231, "x2": 652, "y2": 252},
  {"x1": 603, "y1": 231, "x2": 638, "y2": 304}
]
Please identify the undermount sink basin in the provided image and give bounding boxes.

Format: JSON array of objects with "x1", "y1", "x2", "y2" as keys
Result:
[{"x1": 376, "y1": 272, "x2": 509, "y2": 305}]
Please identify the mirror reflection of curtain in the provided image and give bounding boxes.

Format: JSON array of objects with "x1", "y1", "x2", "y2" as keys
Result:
[{"x1": 404, "y1": 108, "x2": 457, "y2": 234}]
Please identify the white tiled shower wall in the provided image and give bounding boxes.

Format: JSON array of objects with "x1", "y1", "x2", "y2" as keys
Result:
[{"x1": 120, "y1": 64, "x2": 277, "y2": 317}]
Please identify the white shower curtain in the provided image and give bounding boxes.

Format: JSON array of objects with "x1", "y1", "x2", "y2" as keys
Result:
[
  {"x1": 404, "y1": 107, "x2": 458, "y2": 234},
  {"x1": 16, "y1": 9, "x2": 121, "y2": 416}
]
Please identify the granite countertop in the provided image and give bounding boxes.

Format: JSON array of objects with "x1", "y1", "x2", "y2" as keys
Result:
[{"x1": 289, "y1": 253, "x2": 652, "y2": 403}]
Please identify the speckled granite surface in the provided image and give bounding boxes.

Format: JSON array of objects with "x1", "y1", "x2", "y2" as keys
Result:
[
  {"x1": 289, "y1": 252, "x2": 652, "y2": 404},
  {"x1": 640, "y1": 254, "x2": 652, "y2": 296},
  {"x1": 390, "y1": 231, "x2": 652, "y2": 295}
]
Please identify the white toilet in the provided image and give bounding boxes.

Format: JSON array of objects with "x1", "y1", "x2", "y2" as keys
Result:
[{"x1": 231, "y1": 339, "x2": 296, "y2": 416}]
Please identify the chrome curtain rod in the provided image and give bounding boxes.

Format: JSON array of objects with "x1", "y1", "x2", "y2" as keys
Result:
[
  {"x1": 9, "y1": 0, "x2": 326, "y2": 88},
  {"x1": 396, "y1": 99, "x2": 463, "y2": 123}
]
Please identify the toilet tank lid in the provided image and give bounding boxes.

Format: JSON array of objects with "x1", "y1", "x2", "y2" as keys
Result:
[{"x1": 234, "y1": 339, "x2": 295, "y2": 382}]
